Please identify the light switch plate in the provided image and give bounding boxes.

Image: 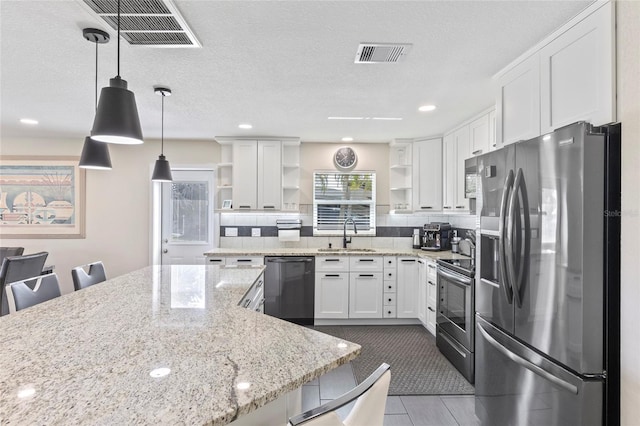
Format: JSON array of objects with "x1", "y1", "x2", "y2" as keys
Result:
[
  {"x1": 251, "y1": 228, "x2": 261, "y2": 237},
  {"x1": 225, "y1": 227, "x2": 238, "y2": 237}
]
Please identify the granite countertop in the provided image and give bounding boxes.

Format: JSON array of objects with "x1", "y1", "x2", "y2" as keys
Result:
[
  {"x1": 0, "y1": 265, "x2": 360, "y2": 425},
  {"x1": 204, "y1": 247, "x2": 471, "y2": 260}
]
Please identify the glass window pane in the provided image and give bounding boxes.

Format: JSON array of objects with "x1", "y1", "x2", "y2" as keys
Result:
[{"x1": 170, "y1": 181, "x2": 209, "y2": 243}]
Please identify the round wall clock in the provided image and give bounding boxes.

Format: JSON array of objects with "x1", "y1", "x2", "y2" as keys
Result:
[{"x1": 333, "y1": 146, "x2": 357, "y2": 171}]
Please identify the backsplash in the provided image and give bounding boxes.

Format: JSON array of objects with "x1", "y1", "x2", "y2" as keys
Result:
[{"x1": 217, "y1": 207, "x2": 477, "y2": 249}]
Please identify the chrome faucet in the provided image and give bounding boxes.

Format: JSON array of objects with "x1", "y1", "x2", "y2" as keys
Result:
[{"x1": 343, "y1": 217, "x2": 358, "y2": 249}]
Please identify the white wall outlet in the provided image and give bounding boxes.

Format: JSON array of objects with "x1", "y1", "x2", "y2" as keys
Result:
[
  {"x1": 251, "y1": 228, "x2": 261, "y2": 237},
  {"x1": 225, "y1": 227, "x2": 238, "y2": 237}
]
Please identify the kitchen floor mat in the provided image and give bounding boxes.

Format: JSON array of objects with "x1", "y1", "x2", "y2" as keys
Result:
[{"x1": 313, "y1": 325, "x2": 474, "y2": 396}]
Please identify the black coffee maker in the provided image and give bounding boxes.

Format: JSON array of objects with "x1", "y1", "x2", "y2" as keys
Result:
[{"x1": 421, "y1": 222, "x2": 452, "y2": 251}]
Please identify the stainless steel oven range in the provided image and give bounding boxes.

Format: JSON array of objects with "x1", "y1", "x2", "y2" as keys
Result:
[{"x1": 436, "y1": 257, "x2": 475, "y2": 383}]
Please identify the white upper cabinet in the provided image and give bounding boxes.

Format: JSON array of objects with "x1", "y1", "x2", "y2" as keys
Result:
[
  {"x1": 454, "y1": 126, "x2": 470, "y2": 211},
  {"x1": 257, "y1": 140, "x2": 282, "y2": 210},
  {"x1": 412, "y1": 137, "x2": 442, "y2": 212},
  {"x1": 539, "y1": 1, "x2": 615, "y2": 134},
  {"x1": 232, "y1": 140, "x2": 259, "y2": 209},
  {"x1": 389, "y1": 140, "x2": 413, "y2": 213},
  {"x1": 495, "y1": 1, "x2": 615, "y2": 145},
  {"x1": 219, "y1": 137, "x2": 298, "y2": 210},
  {"x1": 442, "y1": 133, "x2": 456, "y2": 212},
  {"x1": 488, "y1": 109, "x2": 497, "y2": 151},
  {"x1": 495, "y1": 54, "x2": 541, "y2": 147},
  {"x1": 469, "y1": 113, "x2": 490, "y2": 156}
]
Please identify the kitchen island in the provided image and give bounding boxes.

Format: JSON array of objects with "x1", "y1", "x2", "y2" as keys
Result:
[{"x1": 0, "y1": 265, "x2": 360, "y2": 425}]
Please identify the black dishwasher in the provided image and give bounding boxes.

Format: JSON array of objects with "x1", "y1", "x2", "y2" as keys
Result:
[{"x1": 264, "y1": 256, "x2": 315, "y2": 325}]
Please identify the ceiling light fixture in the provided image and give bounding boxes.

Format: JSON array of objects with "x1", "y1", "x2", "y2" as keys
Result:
[
  {"x1": 151, "y1": 87, "x2": 173, "y2": 182},
  {"x1": 238, "y1": 123, "x2": 253, "y2": 129},
  {"x1": 79, "y1": 28, "x2": 112, "y2": 170},
  {"x1": 342, "y1": 137, "x2": 354, "y2": 142},
  {"x1": 418, "y1": 105, "x2": 437, "y2": 112},
  {"x1": 19, "y1": 118, "x2": 38, "y2": 125},
  {"x1": 328, "y1": 117, "x2": 364, "y2": 120},
  {"x1": 90, "y1": 0, "x2": 143, "y2": 145}
]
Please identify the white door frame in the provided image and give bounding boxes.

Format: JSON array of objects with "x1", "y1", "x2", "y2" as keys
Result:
[{"x1": 150, "y1": 164, "x2": 217, "y2": 266}]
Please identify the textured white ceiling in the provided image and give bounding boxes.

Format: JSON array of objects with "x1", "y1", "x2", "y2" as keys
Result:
[{"x1": 0, "y1": 0, "x2": 592, "y2": 144}]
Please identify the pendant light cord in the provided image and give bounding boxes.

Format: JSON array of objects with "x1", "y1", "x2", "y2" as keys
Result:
[
  {"x1": 117, "y1": 0, "x2": 121, "y2": 78},
  {"x1": 161, "y1": 94, "x2": 165, "y2": 155},
  {"x1": 95, "y1": 39, "x2": 99, "y2": 111}
]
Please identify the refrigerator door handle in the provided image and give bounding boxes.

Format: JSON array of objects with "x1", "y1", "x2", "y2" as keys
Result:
[
  {"x1": 499, "y1": 170, "x2": 515, "y2": 304},
  {"x1": 477, "y1": 322, "x2": 579, "y2": 395},
  {"x1": 514, "y1": 169, "x2": 531, "y2": 307}
]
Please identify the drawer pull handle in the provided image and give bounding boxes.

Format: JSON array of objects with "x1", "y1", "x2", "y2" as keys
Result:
[
  {"x1": 456, "y1": 206, "x2": 465, "y2": 209},
  {"x1": 443, "y1": 206, "x2": 452, "y2": 209},
  {"x1": 401, "y1": 259, "x2": 416, "y2": 263},
  {"x1": 359, "y1": 274, "x2": 374, "y2": 277},
  {"x1": 256, "y1": 280, "x2": 263, "y2": 288},
  {"x1": 428, "y1": 307, "x2": 435, "y2": 312},
  {"x1": 325, "y1": 274, "x2": 340, "y2": 278},
  {"x1": 358, "y1": 259, "x2": 375, "y2": 262},
  {"x1": 236, "y1": 259, "x2": 252, "y2": 262},
  {"x1": 428, "y1": 264, "x2": 436, "y2": 269},
  {"x1": 239, "y1": 205, "x2": 251, "y2": 209},
  {"x1": 209, "y1": 259, "x2": 223, "y2": 263},
  {"x1": 472, "y1": 149, "x2": 482, "y2": 155},
  {"x1": 325, "y1": 259, "x2": 340, "y2": 262},
  {"x1": 420, "y1": 206, "x2": 433, "y2": 209},
  {"x1": 263, "y1": 205, "x2": 275, "y2": 209}
]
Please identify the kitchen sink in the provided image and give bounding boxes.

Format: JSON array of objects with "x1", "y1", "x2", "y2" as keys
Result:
[{"x1": 316, "y1": 248, "x2": 377, "y2": 253}]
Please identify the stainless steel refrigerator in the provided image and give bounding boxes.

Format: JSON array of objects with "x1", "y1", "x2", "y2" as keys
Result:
[{"x1": 475, "y1": 122, "x2": 620, "y2": 426}]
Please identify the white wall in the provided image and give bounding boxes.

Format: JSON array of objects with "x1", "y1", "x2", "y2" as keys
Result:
[
  {"x1": 0, "y1": 137, "x2": 220, "y2": 293},
  {"x1": 617, "y1": 1, "x2": 640, "y2": 423}
]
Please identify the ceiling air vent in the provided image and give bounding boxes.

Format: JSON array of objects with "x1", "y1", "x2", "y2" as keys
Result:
[
  {"x1": 80, "y1": 0, "x2": 201, "y2": 48},
  {"x1": 354, "y1": 43, "x2": 412, "y2": 63}
]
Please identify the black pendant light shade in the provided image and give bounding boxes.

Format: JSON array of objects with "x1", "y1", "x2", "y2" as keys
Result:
[
  {"x1": 151, "y1": 86, "x2": 173, "y2": 182},
  {"x1": 80, "y1": 28, "x2": 112, "y2": 170},
  {"x1": 152, "y1": 154, "x2": 173, "y2": 182},
  {"x1": 91, "y1": 77, "x2": 143, "y2": 144},
  {"x1": 80, "y1": 137, "x2": 113, "y2": 170}
]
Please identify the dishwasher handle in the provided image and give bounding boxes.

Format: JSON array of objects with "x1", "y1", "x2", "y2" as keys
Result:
[{"x1": 267, "y1": 258, "x2": 313, "y2": 263}]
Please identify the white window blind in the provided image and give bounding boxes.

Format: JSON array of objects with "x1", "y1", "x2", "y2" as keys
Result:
[{"x1": 313, "y1": 172, "x2": 376, "y2": 236}]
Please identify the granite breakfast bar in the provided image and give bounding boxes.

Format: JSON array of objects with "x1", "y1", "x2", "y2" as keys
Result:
[{"x1": 0, "y1": 265, "x2": 360, "y2": 425}]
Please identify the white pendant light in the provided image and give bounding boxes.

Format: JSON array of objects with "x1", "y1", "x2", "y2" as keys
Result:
[
  {"x1": 151, "y1": 87, "x2": 173, "y2": 182},
  {"x1": 79, "y1": 28, "x2": 112, "y2": 170},
  {"x1": 90, "y1": 0, "x2": 143, "y2": 145}
]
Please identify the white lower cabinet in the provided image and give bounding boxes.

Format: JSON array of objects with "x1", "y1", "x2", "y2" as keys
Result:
[
  {"x1": 349, "y1": 272, "x2": 383, "y2": 318},
  {"x1": 396, "y1": 257, "x2": 419, "y2": 318},
  {"x1": 314, "y1": 272, "x2": 349, "y2": 319},
  {"x1": 426, "y1": 260, "x2": 438, "y2": 335},
  {"x1": 417, "y1": 259, "x2": 427, "y2": 325}
]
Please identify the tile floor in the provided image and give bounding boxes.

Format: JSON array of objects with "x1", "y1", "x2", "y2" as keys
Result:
[{"x1": 301, "y1": 363, "x2": 480, "y2": 426}]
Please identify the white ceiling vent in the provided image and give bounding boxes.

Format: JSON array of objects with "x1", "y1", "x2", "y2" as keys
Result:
[
  {"x1": 354, "y1": 43, "x2": 412, "y2": 63},
  {"x1": 80, "y1": 0, "x2": 201, "y2": 48}
]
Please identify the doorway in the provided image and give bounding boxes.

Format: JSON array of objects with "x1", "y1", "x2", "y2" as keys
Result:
[{"x1": 152, "y1": 169, "x2": 216, "y2": 265}]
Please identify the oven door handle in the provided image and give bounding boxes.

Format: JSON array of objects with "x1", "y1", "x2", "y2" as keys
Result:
[{"x1": 437, "y1": 268, "x2": 472, "y2": 285}]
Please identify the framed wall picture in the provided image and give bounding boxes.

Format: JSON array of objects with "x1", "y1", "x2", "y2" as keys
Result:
[
  {"x1": 221, "y1": 199, "x2": 232, "y2": 210},
  {"x1": 0, "y1": 156, "x2": 86, "y2": 238}
]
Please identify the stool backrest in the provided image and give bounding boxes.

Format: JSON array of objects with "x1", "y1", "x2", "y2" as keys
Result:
[
  {"x1": 72, "y1": 261, "x2": 107, "y2": 291},
  {"x1": 7, "y1": 273, "x2": 61, "y2": 313},
  {"x1": 0, "y1": 251, "x2": 49, "y2": 316}
]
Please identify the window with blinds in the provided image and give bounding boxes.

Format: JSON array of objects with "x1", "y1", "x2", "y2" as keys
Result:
[{"x1": 313, "y1": 172, "x2": 376, "y2": 236}]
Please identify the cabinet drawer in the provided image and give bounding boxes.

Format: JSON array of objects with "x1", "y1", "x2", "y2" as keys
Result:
[
  {"x1": 207, "y1": 257, "x2": 226, "y2": 265},
  {"x1": 384, "y1": 270, "x2": 396, "y2": 281},
  {"x1": 384, "y1": 281, "x2": 397, "y2": 293},
  {"x1": 226, "y1": 257, "x2": 264, "y2": 266},
  {"x1": 384, "y1": 293, "x2": 396, "y2": 306},
  {"x1": 349, "y1": 256, "x2": 383, "y2": 272},
  {"x1": 316, "y1": 256, "x2": 350, "y2": 272},
  {"x1": 426, "y1": 261, "x2": 438, "y2": 279},
  {"x1": 383, "y1": 306, "x2": 397, "y2": 318},
  {"x1": 383, "y1": 256, "x2": 397, "y2": 269}
]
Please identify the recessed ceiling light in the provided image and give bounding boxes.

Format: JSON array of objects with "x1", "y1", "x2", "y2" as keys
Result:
[
  {"x1": 20, "y1": 118, "x2": 38, "y2": 125},
  {"x1": 371, "y1": 117, "x2": 403, "y2": 121},
  {"x1": 149, "y1": 367, "x2": 171, "y2": 378},
  {"x1": 418, "y1": 105, "x2": 437, "y2": 112},
  {"x1": 342, "y1": 137, "x2": 354, "y2": 142},
  {"x1": 328, "y1": 117, "x2": 364, "y2": 120},
  {"x1": 238, "y1": 124, "x2": 252, "y2": 129}
]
